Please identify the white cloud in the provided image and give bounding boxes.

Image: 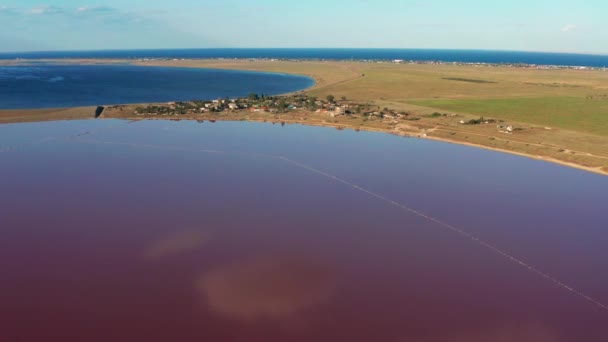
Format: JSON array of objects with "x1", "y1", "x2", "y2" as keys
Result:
[
  {"x1": 73, "y1": 5, "x2": 146, "y2": 23},
  {"x1": 561, "y1": 24, "x2": 576, "y2": 32},
  {"x1": 0, "y1": 5, "x2": 17, "y2": 13},
  {"x1": 76, "y1": 6, "x2": 116, "y2": 14},
  {"x1": 29, "y1": 5, "x2": 63, "y2": 15}
]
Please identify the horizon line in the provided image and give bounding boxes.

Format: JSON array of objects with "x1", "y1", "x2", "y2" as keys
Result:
[{"x1": 1, "y1": 47, "x2": 607, "y2": 57}]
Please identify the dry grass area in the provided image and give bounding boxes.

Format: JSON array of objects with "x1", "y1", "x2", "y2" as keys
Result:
[
  {"x1": 411, "y1": 97, "x2": 608, "y2": 136},
  {"x1": 2, "y1": 59, "x2": 608, "y2": 175},
  {"x1": 327, "y1": 63, "x2": 608, "y2": 100},
  {"x1": 0, "y1": 107, "x2": 95, "y2": 124}
]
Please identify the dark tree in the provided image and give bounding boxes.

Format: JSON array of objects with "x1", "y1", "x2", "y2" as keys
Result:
[{"x1": 278, "y1": 99, "x2": 287, "y2": 112}]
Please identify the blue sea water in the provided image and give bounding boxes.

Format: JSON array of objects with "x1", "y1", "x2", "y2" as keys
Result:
[
  {"x1": 1, "y1": 48, "x2": 608, "y2": 67},
  {"x1": 3, "y1": 48, "x2": 607, "y2": 110},
  {"x1": 0, "y1": 64, "x2": 314, "y2": 109}
]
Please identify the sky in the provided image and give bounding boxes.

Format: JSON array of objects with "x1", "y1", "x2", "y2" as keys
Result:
[{"x1": 1, "y1": 0, "x2": 607, "y2": 54}]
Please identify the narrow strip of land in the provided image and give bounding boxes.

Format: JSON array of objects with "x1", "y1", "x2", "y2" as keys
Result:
[{"x1": 1, "y1": 59, "x2": 607, "y2": 176}]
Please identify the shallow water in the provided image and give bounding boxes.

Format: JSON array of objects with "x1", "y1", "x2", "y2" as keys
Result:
[{"x1": 1, "y1": 120, "x2": 607, "y2": 341}]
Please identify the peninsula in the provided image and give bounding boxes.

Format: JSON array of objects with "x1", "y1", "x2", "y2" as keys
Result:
[{"x1": 1, "y1": 58, "x2": 607, "y2": 176}]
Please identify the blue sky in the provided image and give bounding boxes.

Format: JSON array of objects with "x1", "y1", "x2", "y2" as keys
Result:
[{"x1": 1, "y1": 0, "x2": 607, "y2": 53}]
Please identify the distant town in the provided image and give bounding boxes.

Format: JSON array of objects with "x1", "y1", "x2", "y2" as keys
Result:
[
  {"x1": 105, "y1": 93, "x2": 516, "y2": 137},
  {"x1": 136, "y1": 57, "x2": 608, "y2": 72},
  {"x1": 122, "y1": 93, "x2": 454, "y2": 126}
]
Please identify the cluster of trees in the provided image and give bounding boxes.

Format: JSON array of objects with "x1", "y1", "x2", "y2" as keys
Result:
[
  {"x1": 466, "y1": 116, "x2": 485, "y2": 125},
  {"x1": 324, "y1": 95, "x2": 346, "y2": 102},
  {"x1": 586, "y1": 94, "x2": 608, "y2": 100},
  {"x1": 244, "y1": 93, "x2": 355, "y2": 113},
  {"x1": 133, "y1": 93, "x2": 383, "y2": 117},
  {"x1": 135, "y1": 105, "x2": 177, "y2": 115},
  {"x1": 248, "y1": 93, "x2": 269, "y2": 101},
  {"x1": 135, "y1": 101, "x2": 197, "y2": 115}
]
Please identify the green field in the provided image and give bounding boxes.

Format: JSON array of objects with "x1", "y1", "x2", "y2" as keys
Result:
[{"x1": 410, "y1": 97, "x2": 608, "y2": 136}]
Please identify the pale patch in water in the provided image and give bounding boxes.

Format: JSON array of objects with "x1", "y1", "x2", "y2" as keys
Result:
[
  {"x1": 402, "y1": 323, "x2": 559, "y2": 342},
  {"x1": 448, "y1": 323, "x2": 559, "y2": 342},
  {"x1": 15, "y1": 75, "x2": 40, "y2": 80},
  {"x1": 143, "y1": 230, "x2": 209, "y2": 260},
  {"x1": 48, "y1": 76, "x2": 65, "y2": 82},
  {"x1": 198, "y1": 257, "x2": 334, "y2": 320}
]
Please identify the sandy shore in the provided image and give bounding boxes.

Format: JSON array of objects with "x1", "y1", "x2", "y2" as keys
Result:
[{"x1": 0, "y1": 106, "x2": 97, "y2": 124}]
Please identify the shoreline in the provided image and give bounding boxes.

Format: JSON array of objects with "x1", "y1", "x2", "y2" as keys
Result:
[
  {"x1": 119, "y1": 115, "x2": 608, "y2": 177},
  {"x1": 1, "y1": 59, "x2": 607, "y2": 177},
  {"x1": 3, "y1": 106, "x2": 605, "y2": 177},
  {"x1": 210, "y1": 117, "x2": 608, "y2": 177}
]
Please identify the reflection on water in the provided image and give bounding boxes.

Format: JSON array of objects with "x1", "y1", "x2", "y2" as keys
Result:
[
  {"x1": 398, "y1": 323, "x2": 559, "y2": 342},
  {"x1": 1, "y1": 120, "x2": 607, "y2": 341},
  {"x1": 143, "y1": 230, "x2": 210, "y2": 260},
  {"x1": 446, "y1": 323, "x2": 558, "y2": 342},
  {"x1": 199, "y1": 256, "x2": 334, "y2": 320}
]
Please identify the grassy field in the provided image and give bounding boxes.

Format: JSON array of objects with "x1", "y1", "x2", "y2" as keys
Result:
[
  {"x1": 411, "y1": 97, "x2": 608, "y2": 136},
  {"x1": 307, "y1": 63, "x2": 608, "y2": 102}
]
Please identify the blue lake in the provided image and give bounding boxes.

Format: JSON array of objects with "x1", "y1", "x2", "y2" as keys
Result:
[
  {"x1": 1, "y1": 119, "x2": 607, "y2": 341},
  {"x1": 0, "y1": 64, "x2": 314, "y2": 109}
]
